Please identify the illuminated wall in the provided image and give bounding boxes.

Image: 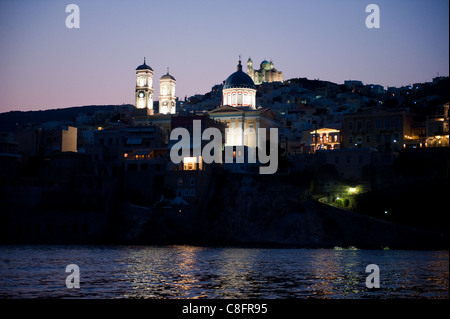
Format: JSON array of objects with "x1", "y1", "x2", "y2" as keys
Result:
[
  {"x1": 209, "y1": 107, "x2": 279, "y2": 149},
  {"x1": 61, "y1": 126, "x2": 78, "y2": 153},
  {"x1": 224, "y1": 118, "x2": 258, "y2": 148},
  {"x1": 222, "y1": 88, "x2": 256, "y2": 109}
]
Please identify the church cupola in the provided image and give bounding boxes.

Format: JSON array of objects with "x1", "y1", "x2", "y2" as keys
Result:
[{"x1": 222, "y1": 59, "x2": 256, "y2": 109}]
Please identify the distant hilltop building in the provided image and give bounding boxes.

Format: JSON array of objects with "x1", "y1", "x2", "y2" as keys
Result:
[{"x1": 247, "y1": 58, "x2": 283, "y2": 85}]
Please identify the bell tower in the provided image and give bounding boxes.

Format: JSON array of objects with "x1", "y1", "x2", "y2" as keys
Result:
[
  {"x1": 159, "y1": 68, "x2": 176, "y2": 114},
  {"x1": 247, "y1": 57, "x2": 255, "y2": 84},
  {"x1": 135, "y1": 57, "x2": 154, "y2": 115},
  {"x1": 247, "y1": 57, "x2": 253, "y2": 71}
]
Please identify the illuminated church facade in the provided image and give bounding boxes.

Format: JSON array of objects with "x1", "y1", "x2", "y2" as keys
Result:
[
  {"x1": 209, "y1": 59, "x2": 278, "y2": 149},
  {"x1": 247, "y1": 58, "x2": 283, "y2": 85},
  {"x1": 133, "y1": 58, "x2": 278, "y2": 150},
  {"x1": 135, "y1": 58, "x2": 154, "y2": 115},
  {"x1": 135, "y1": 59, "x2": 177, "y2": 116},
  {"x1": 159, "y1": 70, "x2": 177, "y2": 115}
]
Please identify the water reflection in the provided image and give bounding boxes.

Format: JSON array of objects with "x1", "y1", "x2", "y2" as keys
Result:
[
  {"x1": 215, "y1": 248, "x2": 260, "y2": 298},
  {"x1": 0, "y1": 246, "x2": 448, "y2": 299}
]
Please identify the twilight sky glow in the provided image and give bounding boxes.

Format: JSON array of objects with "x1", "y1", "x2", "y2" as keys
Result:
[{"x1": 0, "y1": 0, "x2": 448, "y2": 113}]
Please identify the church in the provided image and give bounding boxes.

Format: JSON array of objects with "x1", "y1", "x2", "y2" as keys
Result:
[
  {"x1": 135, "y1": 58, "x2": 177, "y2": 116},
  {"x1": 208, "y1": 59, "x2": 278, "y2": 149},
  {"x1": 246, "y1": 58, "x2": 283, "y2": 85},
  {"x1": 133, "y1": 58, "x2": 279, "y2": 151}
]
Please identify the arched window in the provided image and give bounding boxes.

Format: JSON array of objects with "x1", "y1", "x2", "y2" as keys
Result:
[
  {"x1": 232, "y1": 92, "x2": 237, "y2": 105},
  {"x1": 237, "y1": 92, "x2": 242, "y2": 105},
  {"x1": 243, "y1": 92, "x2": 248, "y2": 105}
]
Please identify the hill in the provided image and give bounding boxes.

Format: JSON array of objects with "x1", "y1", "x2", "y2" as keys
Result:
[{"x1": 0, "y1": 104, "x2": 133, "y2": 132}]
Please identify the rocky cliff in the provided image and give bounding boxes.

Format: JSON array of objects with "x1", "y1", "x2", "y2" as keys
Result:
[{"x1": 118, "y1": 173, "x2": 448, "y2": 249}]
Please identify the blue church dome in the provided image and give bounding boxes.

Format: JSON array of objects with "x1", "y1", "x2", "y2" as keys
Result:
[
  {"x1": 223, "y1": 61, "x2": 256, "y2": 90},
  {"x1": 161, "y1": 73, "x2": 176, "y2": 81},
  {"x1": 136, "y1": 58, "x2": 153, "y2": 71}
]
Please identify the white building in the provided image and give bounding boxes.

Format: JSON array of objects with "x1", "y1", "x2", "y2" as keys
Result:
[
  {"x1": 210, "y1": 60, "x2": 279, "y2": 149},
  {"x1": 247, "y1": 58, "x2": 283, "y2": 85},
  {"x1": 159, "y1": 70, "x2": 177, "y2": 114},
  {"x1": 135, "y1": 58, "x2": 154, "y2": 115}
]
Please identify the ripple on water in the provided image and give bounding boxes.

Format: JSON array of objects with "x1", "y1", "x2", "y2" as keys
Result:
[{"x1": 0, "y1": 246, "x2": 447, "y2": 299}]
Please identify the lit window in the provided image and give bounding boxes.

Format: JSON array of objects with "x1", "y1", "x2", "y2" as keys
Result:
[
  {"x1": 237, "y1": 92, "x2": 242, "y2": 105},
  {"x1": 177, "y1": 178, "x2": 183, "y2": 185},
  {"x1": 183, "y1": 157, "x2": 197, "y2": 171}
]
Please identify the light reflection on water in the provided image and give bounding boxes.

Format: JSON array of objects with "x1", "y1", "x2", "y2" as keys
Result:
[{"x1": 0, "y1": 245, "x2": 448, "y2": 299}]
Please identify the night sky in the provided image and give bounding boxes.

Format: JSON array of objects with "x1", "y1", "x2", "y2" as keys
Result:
[{"x1": 0, "y1": 0, "x2": 448, "y2": 113}]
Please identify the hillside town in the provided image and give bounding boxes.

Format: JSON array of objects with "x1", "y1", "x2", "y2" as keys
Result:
[{"x1": 0, "y1": 58, "x2": 448, "y2": 247}]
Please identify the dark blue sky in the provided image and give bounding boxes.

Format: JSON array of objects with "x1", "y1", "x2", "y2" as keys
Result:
[{"x1": 0, "y1": 0, "x2": 448, "y2": 112}]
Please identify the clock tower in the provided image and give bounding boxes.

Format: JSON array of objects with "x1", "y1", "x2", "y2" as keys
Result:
[
  {"x1": 135, "y1": 58, "x2": 154, "y2": 115},
  {"x1": 158, "y1": 69, "x2": 176, "y2": 114}
]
